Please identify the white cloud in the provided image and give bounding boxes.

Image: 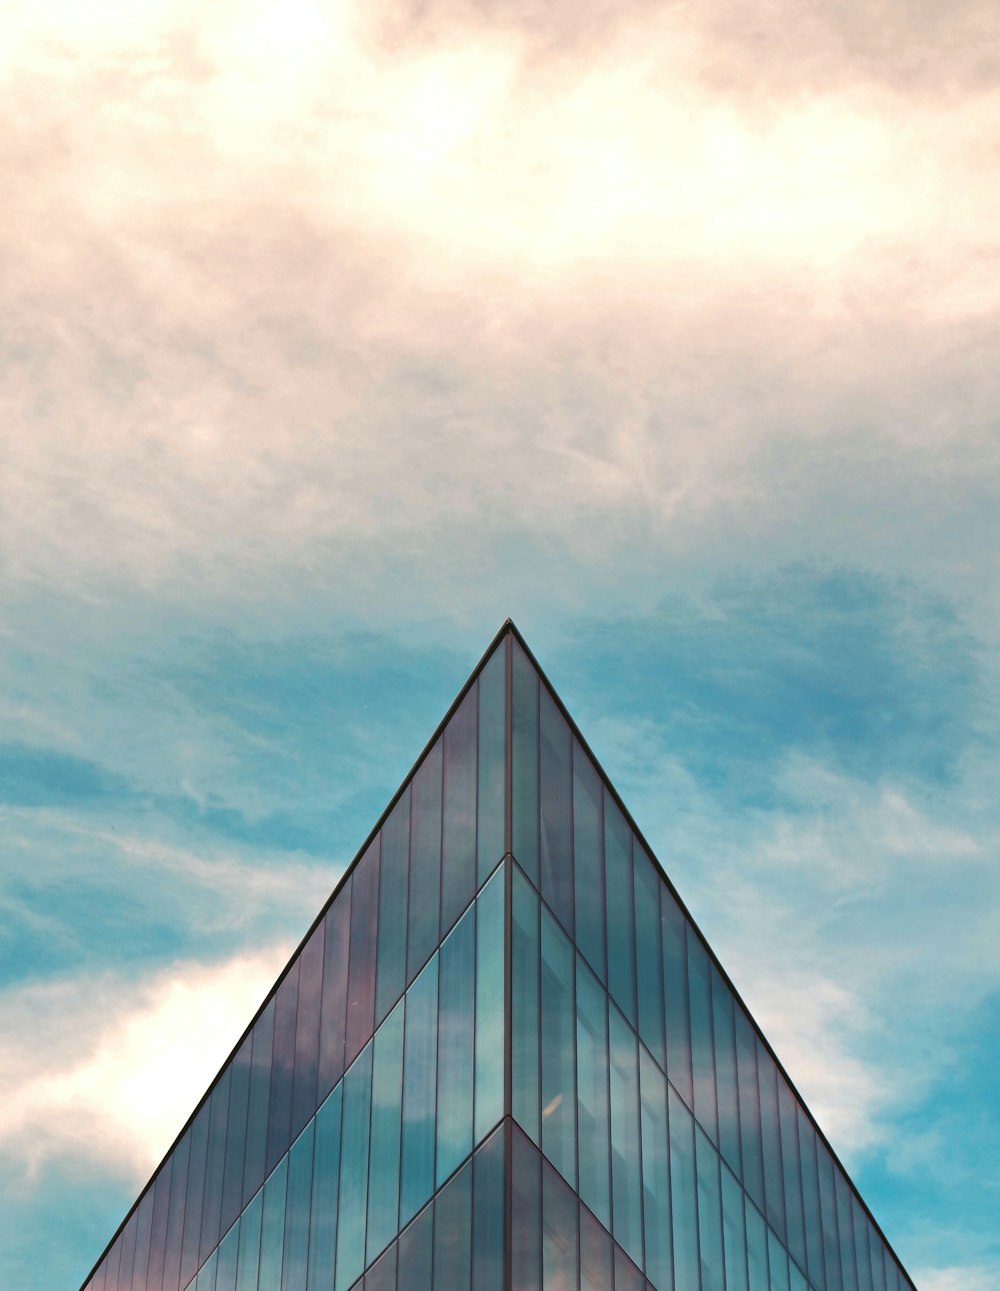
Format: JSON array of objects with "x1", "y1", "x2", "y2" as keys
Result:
[{"x1": 915, "y1": 1266, "x2": 1000, "y2": 1291}]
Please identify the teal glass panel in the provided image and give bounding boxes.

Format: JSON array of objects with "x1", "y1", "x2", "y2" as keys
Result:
[
  {"x1": 477, "y1": 640, "x2": 506, "y2": 885},
  {"x1": 577, "y1": 956, "x2": 611, "y2": 1229},
  {"x1": 768, "y1": 1229, "x2": 790, "y2": 1291},
  {"x1": 281, "y1": 1121, "x2": 314, "y2": 1291},
  {"x1": 162, "y1": 1124, "x2": 190, "y2": 1291},
  {"x1": 442, "y1": 685, "x2": 478, "y2": 937},
  {"x1": 777, "y1": 1077, "x2": 806, "y2": 1274},
  {"x1": 400, "y1": 956, "x2": 439, "y2": 1225},
  {"x1": 474, "y1": 864, "x2": 505, "y2": 1142},
  {"x1": 180, "y1": 1102, "x2": 209, "y2": 1289},
  {"x1": 540, "y1": 905, "x2": 577, "y2": 1186},
  {"x1": 376, "y1": 790, "x2": 410, "y2": 1027},
  {"x1": 196, "y1": 1247, "x2": 218, "y2": 1291},
  {"x1": 366, "y1": 1246, "x2": 396, "y2": 1291},
  {"x1": 580, "y1": 1204, "x2": 613, "y2": 1291},
  {"x1": 605, "y1": 797, "x2": 637, "y2": 1026},
  {"x1": 757, "y1": 1044, "x2": 786, "y2": 1240},
  {"x1": 633, "y1": 846, "x2": 666, "y2": 1071},
  {"x1": 817, "y1": 1144, "x2": 843, "y2": 1291},
  {"x1": 221, "y1": 1035, "x2": 252, "y2": 1238},
  {"x1": 437, "y1": 903, "x2": 475, "y2": 1185},
  {"x1": 433, "y1": 1155, "x2": 472, "y2": 1291},
  {"x1": 512, "y1": 868, "x2": 541, "y2": 1145},
  {"x1": 661, "y1": 891, "x2": 693, "y2": 1109},
  {"x1": 615, "y1": 1247, "x2": 645, "y2": 1291},
  {"x1": 689, "y1": 935, "x2": 718, "y2": 1145},
  {"x1": 735, "y1": 1009, "x2": 765, "y2": 1211},
  {"x1": 512, "y1": 639, "x2": 540, "y2": 883},
  {"x1": 746, "y1": 1201, "x2": 770, "y2": 1291},
  {"x1": 668, "y1": 1085, "x2": 702, "y2": 1291},
  {"x1": 397, "y1": 1203, "x2": 433, "y2": 1291},
  {"x1": 202, "y1": 1069, "x2": 232, "y2": 1263},
  {"x1": 790, "y1": 1263, "x2": 809, "y2": 1291},
  {"x1": 367, "y1": 998, "x2": 405, "y2": 1263},
  {"x1": 798, "y1": 1110, "x2": 826, "y2": 1291},
  {"x1": 346, "y1": 840, "x2": 380, "y2": 1069},
  {"x1": 291, "y1": 928, "x2": 324, "y2": 1139},
  {"x1": 609, "y1": 1004, "x2": 644, "y2": 1269},
  {"x1": 639, "y1": 1047, "x2": 672, "y2": 1291},
  {"x1": 243, "y1": 1004, "x2": 275, "y2": 1210},
  {"x1": 267, "y1": 962, "x2": 300, "y2": 1176},
  {"x1": 572, "y1": 742, "x2": 606, "y2": 982},
  {"x1": 336, "y1": 1040, "x2": 374, "y2": 1291},
  {"x1": 868, "y1": 1224, "x2": 886, "y2": 1291},
  {"x1": 836, "y1": 1172, "x2": 859, "y2": 1291},
  {"x1": 511, "y1": 1124, "x2": 542, "y2": 1291},
  {"x1": 884, "y1": 1254, "x2": 901, "y2": 1291},
  {"x1": 852, "y1": 1197, "x2": 873, "y2": 1291},
  {"x1": 722, "y1": 1165, "x2": 749, "y2": 1291},
  {"x1": 542, "y1": 1156, "x2": 579, "y2": 1291},
  {"x1": 696, "y1": 1128, "x2": 725, "y2": 1291},
  {"x1": 408, "y1": 739, "x2": 442, "y2": 980},
  {"x1": 472, "y1": 1125, "x2": 505, "y2": 1291},
  {"x1": 235, "y1": 1189, "x2": 263, "y2": 1291},
  {"x1": 711, "y1": 967, "x2": 741, "y2": 1177},
  {"x1": 307, "y1": 1084, "x2": 343, "y2": 1291},
  {"x1": 539, "y1": 687, "x2": 574, "y2": 936},
  {"x1": 258, "y1": 1155, "x2": 288, "y2": 1291},
  {"x1": 319, "y1": 881, "x2": 352, "y2": 1101}
]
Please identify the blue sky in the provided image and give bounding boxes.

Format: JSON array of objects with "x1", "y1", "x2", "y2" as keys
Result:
[{"x1": 2, "y1": 2, "x2": 1000, "y2": 1288}]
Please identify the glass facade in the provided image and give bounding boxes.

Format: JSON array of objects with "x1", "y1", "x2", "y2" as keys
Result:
[{"x1": 81, "y1": 625, "x2": 914, "y2": 1291}]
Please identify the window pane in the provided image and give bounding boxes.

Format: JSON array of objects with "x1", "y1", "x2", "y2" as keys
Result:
[
  {"x1": 757, "y1": 1044, "x2": 786, "y2": 1240},
  {"x1": 777, "y1": 1077, "x2": 806, "y2": 1274},
  {"x1": 768, "y1": 1228, "x2": 790, "y2": 1291},
  {"x1": 511, "y1": 639, "x2": 539, "y2": 884},
  {"x1": 868, "y1": 1222, "x2": 887, "y2": 1291},
  {"x1": 475, "y1": 864, "x2": 505, "y2": 1143},
  {"x1": 472, "y1": 1125, "x2": 505, "y2": 1291},
  {"x1": 609, "y1": 1004, "x2": 644, "y2": 1269},
  {"x1": 162, "y1": 1127, "x2": 190, "y2": 1291},
  {"x1": 258, "y1": 1156, "x2": 288, "y2": 1291},
  {"x1": 180, "y1": 1103, "x2": 209, "y2": 1290},
  {"x1": 817, "y1": 1143, "x2": 843, "y2": 1291},
  {"x1": 216, "y1": 1221, "x2": 240, "y2": 1291},
  {"x1": 235, "y1": 1189, "x2": 263, "y2": 1291},
  {"x1": 745, "y1": 1200, "x2": 769, "y2": 1291},
  {"x1": 476, "y1": 640, "x2": 506, "y2": 885},
  {"x1": 319, "y1": 882, "x2": 352, "y2": 1101},
  {"x1": 131, "y1": 1187, "x2": 155, "y2": 1291},
  {"x1": 615, "y1": 1247, "x2": 645, "y2": 1291},
  {"x1": 433, "y1": 1155, "x2": 472, "y2": 1291},
  {"x1": 397, "y1": 1203, "x2": 433, "y2": 1291},
  {"x1": 798, "y1": 1111, "x2": 826, "y2": 1291},
  {"x1": 400, "y1": 956, "x2": 439, "y2": 1226},
  {"x1": 572, "y1": 742, "x2": 606, "y2": 983},
  {"x1": 437, "y1": 904, "x2": 475, "y2": 1185},
  {"x1": 267, "y1": 962, "x2": 300, "y2": 1176},
  {"x1": 735, "y1": 1009, "x2": 765, "y2": 1211},
  {"x1": 639, "y1": 1048, "x2": 672, "y2": 1291},
  {"x1": 576, "y1": 958, "x2": 611, "y2": 1229},
  {"x1": 852, "y1": 1197, "x2": 873, "y2": 1291},
  {"x1": 540, "y1": 906, "x2": 577, "y2": 1187},
  {"x1": 511, "y1": 1125, "x2": 542, "y2": 1291},
  {"x1": 336, "y1": 1040, "x2": 374, "y2": 1291},
  {"x1": 442, "y1": 686, "x2": 478, "y2": 937},
  {"x1": 696, "y1": 1128, "x2": 725, "y2": 1291},
  {"x1": 366, "y1": 1245, "x2": 397, "y2": 1291},
  {"x1": 539, "y1": 687, "x2": 573, "y2": 937},
  {"x1": 836, "y1": 1171, "x2": 859, "y2": 1291},
  {"x1": 512, "y1": 868, "x2": 541, "y2": 1145},
  {"x1": 711, "y1": 967, "x2": 741, "y2": 1177},
  {"x1": 662, "y1": 891, "x2": 693, "y2": 1109},
  {"x1": 376, "y1": 790, "x2": 410, "y2": 1028},
  {"x1": 367, "y1": 999, "x2": 405, "y2": 1264},
  {"x1": 118, "y1": 1212, "x2": 138, "y2": 1291},
  {"x1": 200, "y1": 1068, "x2": 231, "y2": 1263},
  {"x1": 669, "y1": 1086, "x2": 702, "y2": 1291},
  {"x1": 292, "y1": 927, "x2": 325, "y2": 1139},
  {"x1": 580, "y1": 1204, "x2": 612, "y2": 1291},
  {"x1": 221, "y1": 1035, "x2": 252, "y2": 1238},
  {"x1": 542, "y1": 1156, "x2": 579, "y2": 1291},
  {"x1": 634, "y1": 846, "x2": 666, "y2": 1071},
  {"x1": 196, "y1": 1249, "x2": 216, "y2": 1291},
  {"x1": 408, "y1": 739, "x2": 442, "y2": 980},
  {"x1": 346, "y1": 840, "x2": 380, "y2": 1069},
  {"x1": 689, "y1": 935, "x2": 718, "y2": 1145},
  {"x1": 605, "y1": 796, "x2": 637, "y2": 1026},
  {"x1": 308, "y1": 1084, "x2": 343, "y2": 1291},
  {"x1": 147, "y1": 1157, "x2": 173, "y2": 1291},
  {"x1": 281, "y1": 1121, "x2": 315, "y2": 1291},
  {"x1": 721, "y1": 1166, "x2": 749, "y2": 1291}
]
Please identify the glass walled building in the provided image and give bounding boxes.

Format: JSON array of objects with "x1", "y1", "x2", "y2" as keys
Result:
[{"x1": 80, "y1": 623, "x2": 916, "y2": 1291}]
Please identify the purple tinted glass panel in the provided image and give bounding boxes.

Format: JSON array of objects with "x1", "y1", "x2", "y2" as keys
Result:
[
  {"x1": 366, "y1": 1245, "x2": 397, "y2": 1291},
  {"x1": 117, "y1": 1211, "x2": 137, "y2": 1291},
  {"x1": 511, "y1": 639, "x2": 540, "y2": 885},
  {"x1": 397, "y1": 1202, "x2": 433, "y2": 1291},
  {"x1": 580, "y1": 1204, "x2": 613, "y2": 1291},
  {"x1": 542, "y1": 1156, "x2": 579, "y2": 1290},
  {"x1": 735, "y1": 1009, "x2": 765, "y2": 1212},
  {"x1": 634, "y1": 844, "x2": 666, "y2": 1071},
  {"x1": 572, "y1": 742, "x2": 606, "y2": 983},
  {"x1": 476, "y1": 640, "x2": 506, "y2": 885},
  {"x1": 266, "y1": 961, "x2": 300, "y2": 1174},
  {"x1": 661, "y1": 889, "x2": 693, "y2": 1108},
  {"x1": 291, "y1": 929, "x2": 325, "y2": 1138},
  {"x1": 433, "y1": 1155, "x2": 472, "y2": 1291},
  {"x1": 345, "y1": 838, "x2": 380, "y2": 1068},
  {"x1": 616, "y1": 1246, "x2": 646, "y2": 1291},
  {"x1": 539, "y1": 687, "x2": 573, "y2": 937},
  {"x1": 200, "y1": 1068, "x2": 231, "y2": 1264},
  {"x1": 318, "y1": 881, "x2": 352, "y2": 1101},
  {"x1": 408, "y1": 739, "x2": 442, "y2": 980},
  {"x1": 161, "y1": 1130, "x2": 190, "y2": 1291},
  {"x1": 442, "y1": 684, "x2": 478, "y2": 937},
  {"x1": 376, "y1": 789, "x2": 410, "y2": 1027},
  {"x1": 758, "y1": 1044, "x2": 786, "y2": 1240},
  {"x1": 179, "y1": 1103, "x2": 209, "y2": 1288},
  {"x1": 472, "y1": 1125, "x2": 504, "y2": 1291},
  {"x1": 130, "y1": 1186, "x2": 155, "y2": 1291},
  {"x1": 242, "y1": 999, "x2": 275, "y2": 1208},
  {"x1": 220, "y1": 1035, "x2": 252, "y2": 1239},
  {"x1": 511, "y1": 1123, "x2": 542, "y2": 1291}
]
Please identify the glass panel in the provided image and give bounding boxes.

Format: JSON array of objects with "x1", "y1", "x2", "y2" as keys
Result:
[
  {"x1": 798, "y1": 1111, "x2": 826, "y2": 1291},
  {"x1": 346, "y1": 839, "x2": 380, "y2": 1069},
  {"x1": 437, "y1": 904, "x2": 475, "y2": 1185},
  {"x1": 200, "y1": 1069, "x2": 231, "y2": 1264},
  {"x1": 696, "y1": 1128, "x2": 725, "y2": 1291},
  {"x1": 131, "y1": 1187, "x2": 155, "y2": 1291},
  {"x1": 400, "y1": 955, "x2": 439, "y2": 1226},
  {"x1": 221, "y1": 1035, "x2": 252, "y2": 1238},
  {"x1": 408, "y1": 739, "x2": 442, "y2": 980},
  {"x1": 258, "y1": 1156, "x2": 288, "y2": 1291},
  {"x1": 512, "y1": 867, "x2": 541, "y2": 1145},
  {"x1": 180, "y1": 1103, "x2": 209, "y2": 1290},
  {"x1": 474, "y1": 863, "x2": 505, "y2": 1142},
  {"x1": 615, "y1": 1247, "x2": 645, "y2": 1291},
  {"x1": 433, "y1": 1154, "x2": 473, "y2": 1291},
  {"x1": 442, "y1": 685, "x2": 478, "y2": 936},
  {"x1": 817, "y1": 1143, "x2": 844, "y2": 1291},
  {"x1": 577, "y1": 957, "x2": 611, "y2": 1229},
  {"x1": 757, "y1": 1044, "x2": 786, "y2": 1240},
  {"x1": 777, "y1": 1076, "x2": 806, "y2": 1274},
  {"x1": 542, "y1": 1156, "x2": 579, "y2": 1291},
  {"x1": 244, "y1": 1002, "x2": 275, "y2": 1207},
  {"x1": 367, "y1": 998, "x2": 405, "y2": 1263},
  {"x1": 308, "y1": 1084, "x2": 343, "y2": 1291},
  {"x1": 146, "y1": 1155, "x2": 173, "y2": 1291},
  {"x1": 836, "y1": 1171, "x2": 859, "y2": 1291},
  {"x1": 634, "y1": 846, "x2": 666, "y2": 1071},
  {"x1": 790, "y1": 1263, "x2": 809, "y2": 1291},
  {"x1": 162, "y1": 1126, "x2": 190, "y2": 1291},
  {"x1": 868, "y1": 1221, "x2": 887, "y2": 1291},
  {"x1": 639, "y1": 1047, "x2": 672, "y2": 1291},
  {"x1": 605, "y1": 796, "x2": 637, "y2": 1026},
  {"x1": 580, "y1": 1204, "x2": 613, "y2": 1291},
  {"x1": 235, "y1": 1188, "x2": 263, "y2": 1291},
  {"x1": 376, "y1": 789, "x2": 410, "y2": 1027},
  {"x1": 397, "y1": 1203, "x2": 434, "y2": 1291},
  {"x1": 711, "y1": 967, "x2": 742, "y2": 1177},
  {"x1": 118, "y1": 1212, "x2": 138, "y2": 1291},
  {"x1": 722, "y1": 1165, "x2": 749, "y2": 1291},
  {"x1": 196, "y1": 1247, "x2": 218, "y2": 1291},
  {"x1": 512, "y1": 638, "x2": 540, "y2": 883},
  {"x1": 319, "y1": 880, "x2": 352, "y2": 1101},
  {"x1": 768, "y1": 1229, "x2": 790, "y2": 1291},
  {"x1": 266, "y1": 962, "x2": 300, "y2": 1176},
  {"x1": 609, "y1": 1003, "x2": 643, "y2": 1269},
  {"x1": 511, "y1": 1124, "x2": 542, "y2": 1291},
  {"x1": 669, "y1": 1085, "x2": 702, "y2": 1291},
  {"x1": 292, "y1": 927, "x2": 325, "y2": 1138},
  {"x1": 745, "y1": 1200, "x2": 770, "y2": 1291},
  {"x1": 281, "y1": 1121, "x2": 315, "y2": 1291},
  {"x1": 336, "y1": 1040, "x2": 374, "y2": 1291},
  {"x1": 852, "y1": 1197, "x2": 873, "y2": 1291},
  {"x1": 689, "y1": 935, "x2": 719, "y2": 1144},
  {"x1": 572, "y1": 742, "x2": 606, "y2": 982},
  {"x1": 539, "y1": 687, "x2": 574, "y2": 936},
  {"x1": 106, "y1": 1241, "x2": 121, "y2": 1291},
  {"x1": 476, "y1": 640, "x2": 506, "y2": 885},
  {"x1": 661, "y1": 891, "x2": 693, "y2": 1110},
  {"x1": 366, "y1": 1245, "x2": 397, "y2": 1291},
  {"x1": 472, "y1": 1125, "x2": 505, "y2": 1291},
  {"x1": 540, "y1": 905, "x2": 577, "y2": 1186},
  {"x1": 735, "y1": 1009, "x2": 765, "y2": 1210}
]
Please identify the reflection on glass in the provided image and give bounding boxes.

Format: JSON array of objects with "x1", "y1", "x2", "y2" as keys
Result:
[
  {"x1": 511, "y1": 1124, "x2": 542, "y2": 1291},
  {"x1": 512, "y1": 639, "x2": 540, "y2": 883},
  {"x1": 572, "y1": 743, "x2": 606, "y2": 983},
  {"x1": 542, "y1": 1157, "x2": 578, "y2": 1291},
  {"x1": 335, "y1": 1041, "x2": 373, "y2": 1291},
  {"x1": 408, "y1": 739, "x2": 442, "y2": 981},
  {"x1": 400, "y1": 957, "x2": 438, "y2": 1226},
  {"x1": 376, "y1": 790, "x2": 410, "y2": 1027},
  {"x1": 577, "y1": 959, "x2": 611, "y2": 1229},
  {"x1": 307, "y1": 1084, "x2": 342, "y2": 1291},
  {"x1": 541, "y1": 907, "x2": 577, "y2": 1187},
  {"x1": 696, "y1": 1127, "x2": 725, "y2": 1291},
  {"x1": 669, "y1": 1086, "x2": 701, "y2": 1291},
  {"x1": 257, "y1": 1155, "x2": 287, "y2": 1291},
  {"x1": 442, "y1": 686, "x2": 477, "y2": 937},
  {"x1": 472, "y1": 1125, "x2": 504, "y2": 1291},
  {"x1": 604, "y1": 798, "x2": 637, "y2": 1027},
  {"x1": 722, "y1": 1165, "x2": 750, "y2": 1291},
  {"x1": 634, "y1": 847, "x2": 665, "y2": 1071},
  {"x1": 367, "y1": 999, "x2": 405, "y2": 1263},
  {"x1": 476, "y1": 641, "x2": 506, "y2": 885},
  {"x1": 639, "y1": 1048, "x2": 672, "y2": 1291},
  {"x1": 397, "y1": 1203, "x2": 433, "y2": 1291},
  {"x1": 610, "y1": 1005, "x2": 644, "y2": 1269},
  {"x1": 539, "y1": 688, "x2": 573, "y2": 937},
  {"x1": 436, "y1": 905, "x2": 475, "y2": 1185},
  {"x1": 433, "y1": 1155, "x2": 472, "y2": 1291},
  {"x1": 512, "y1": 868, "x2": 541, "y2": 1145},
  {"x1": 475, "y1": 864, "x2": 505, "y2": 1143},
  {"x1": 234, "y1": 1188, "x2": 262, "y2": 1291},
  {"x1": 281, "y1": 1121, "x2": 314, "y2": 1291}
]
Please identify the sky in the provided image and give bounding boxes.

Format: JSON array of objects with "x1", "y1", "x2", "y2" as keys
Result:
[{"x1": 1, "y1": 0, "x2": 999, "y2": 1287}]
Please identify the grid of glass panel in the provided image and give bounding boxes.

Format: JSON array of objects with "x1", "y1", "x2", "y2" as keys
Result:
[{"x1": 509, "y1": 634, "x2": 914, "y2": 1291}]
